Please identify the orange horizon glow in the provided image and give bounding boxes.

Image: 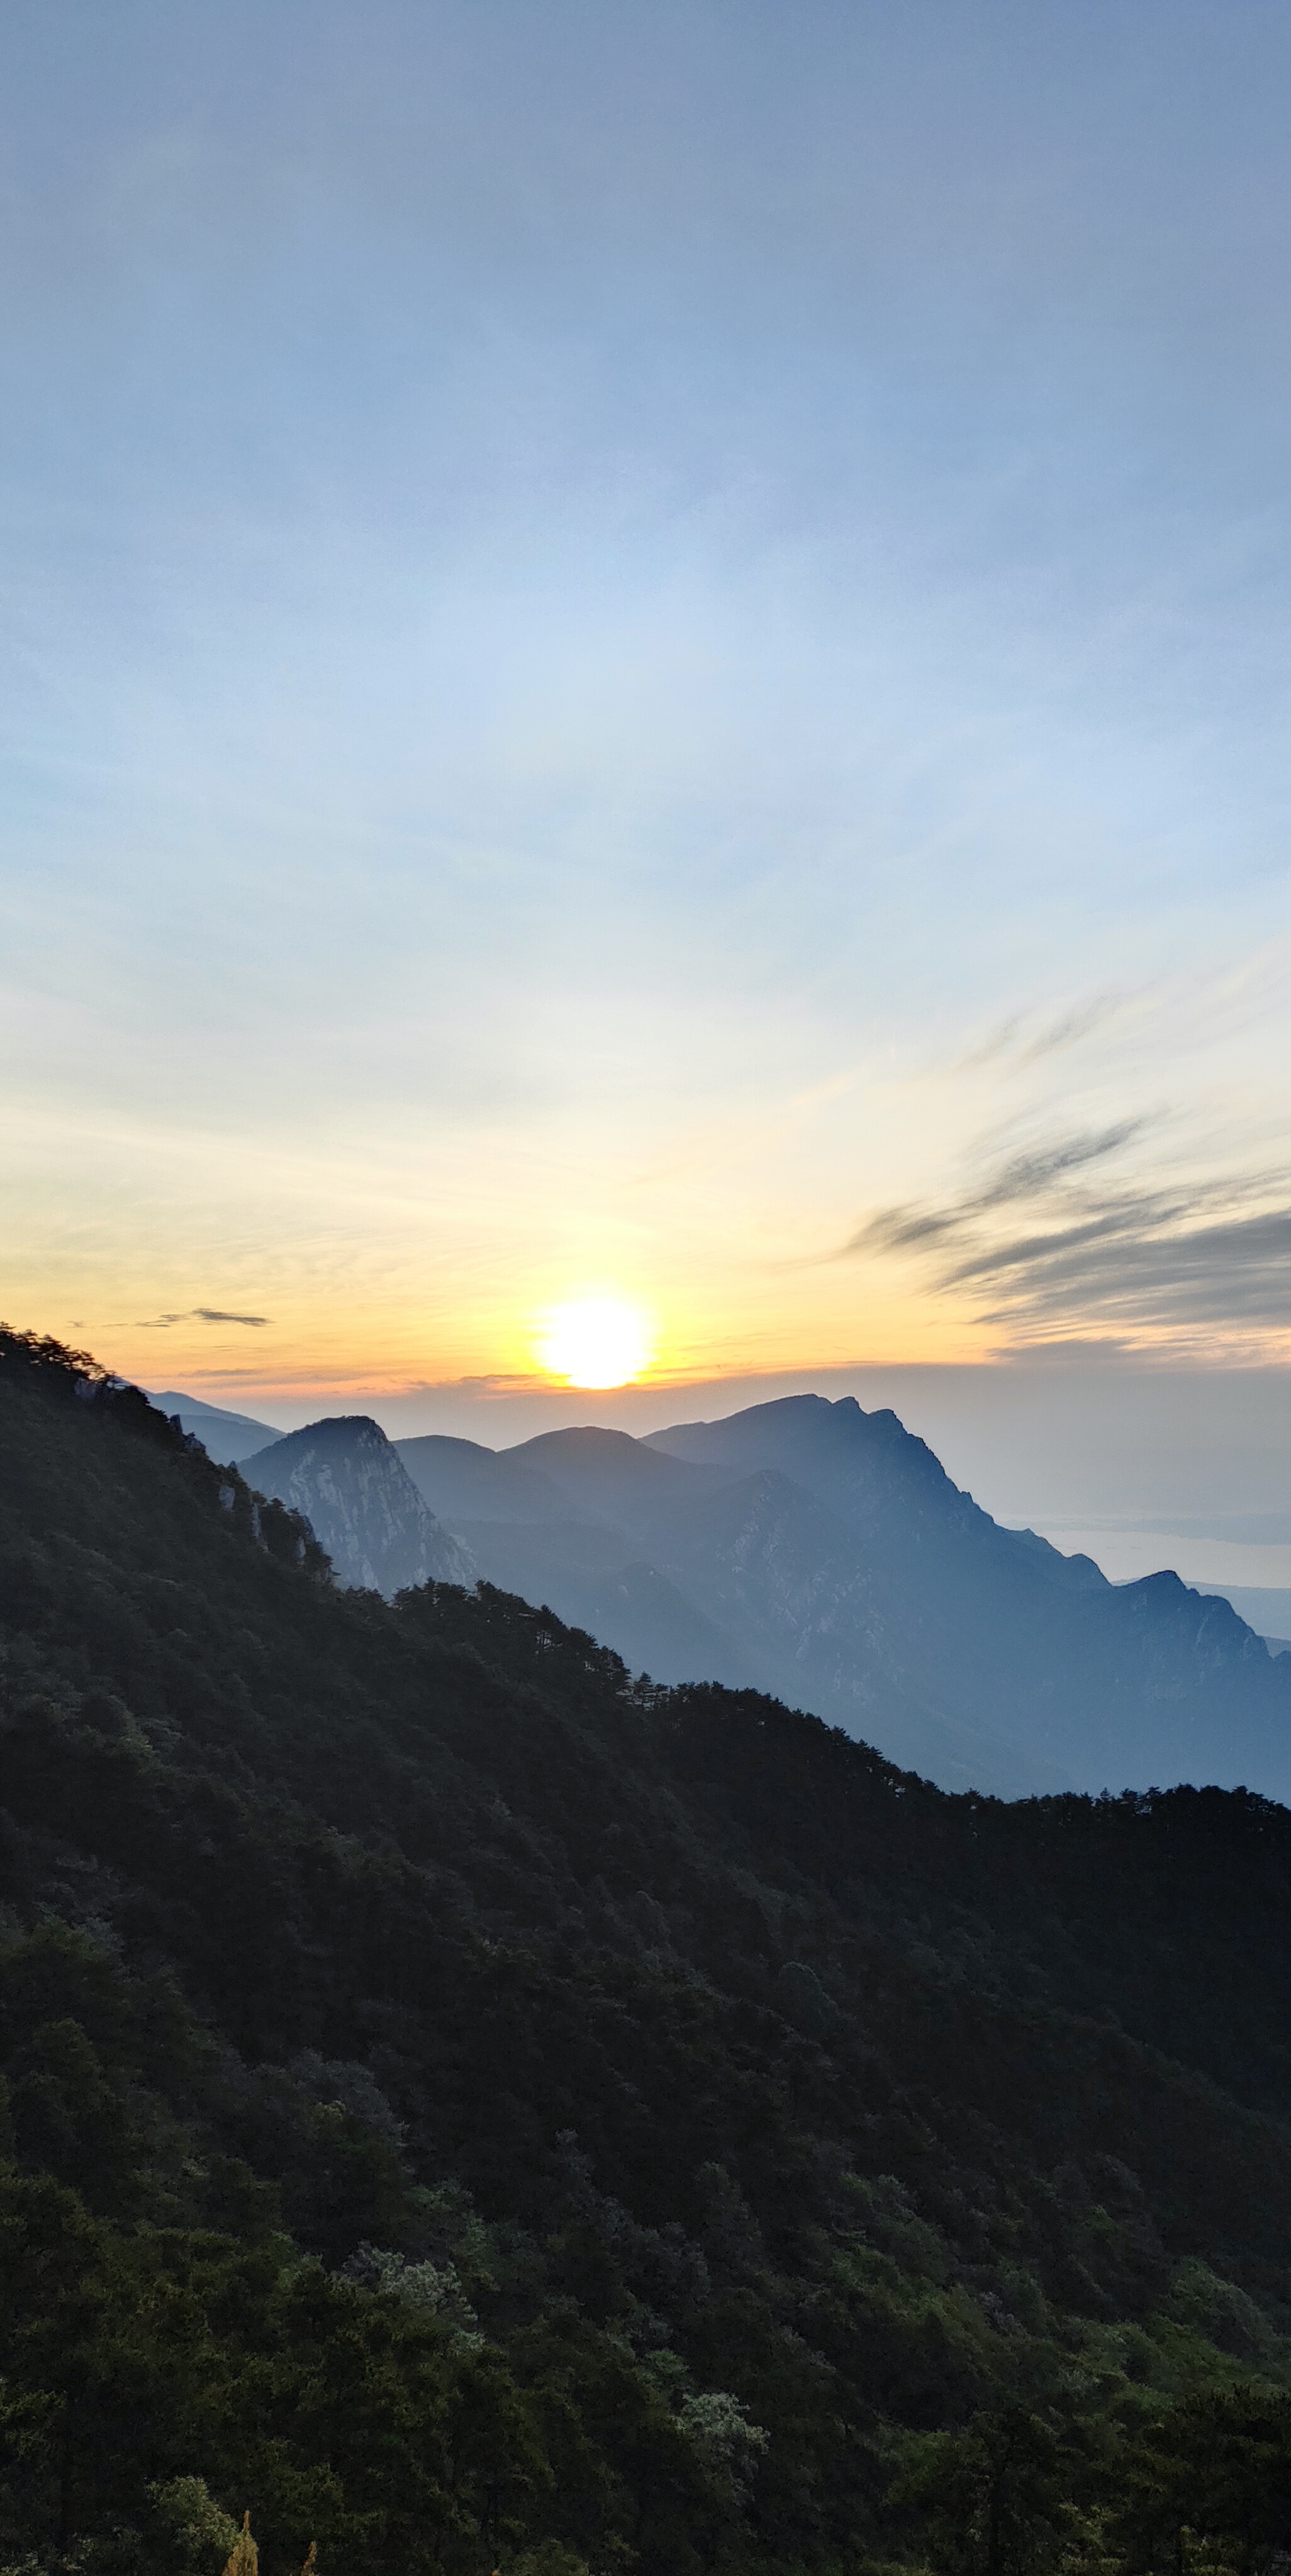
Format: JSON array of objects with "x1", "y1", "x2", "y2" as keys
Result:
[
  {"x1": 50, "y1": 1286, "x2": 1007, "y2": 1405},
  {"x1": 21, "y1": 1297, "x2": 1285, "y2": 1416}
]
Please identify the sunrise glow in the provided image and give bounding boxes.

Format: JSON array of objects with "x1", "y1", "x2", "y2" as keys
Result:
[{"x1": 535, "y1": 1298, "x2": 654, "y2": 1389}]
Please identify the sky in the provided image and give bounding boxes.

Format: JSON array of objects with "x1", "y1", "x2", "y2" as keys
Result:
[{"x1": 1, "y1": 1, "x2": 1287, "y2": 1585}]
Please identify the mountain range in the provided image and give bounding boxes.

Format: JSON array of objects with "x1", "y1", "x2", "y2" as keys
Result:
[
  {"x1": 1, "y1": 1324, "x2": 1287, "y2": 2573},
  {"x1": 396, "y1": 1400, "x2": 1287, "y2": 1801},
  {"x1": 214, "y1": 1392, "x2": 1288, "y2": 1802}
]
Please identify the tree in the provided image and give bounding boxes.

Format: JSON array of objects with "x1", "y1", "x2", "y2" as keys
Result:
[
  {"x1": 1112, "y1": 2387, "x2": 1291, "y2": 2576},
  {"x1": 897, "y1": 2406, "x2": 1070, "y2": 2576}
]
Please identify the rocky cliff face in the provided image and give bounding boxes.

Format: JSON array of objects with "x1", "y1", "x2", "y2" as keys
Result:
[{"x1": 242, "y1": 1416, "x2": 473, "y2": 1597}]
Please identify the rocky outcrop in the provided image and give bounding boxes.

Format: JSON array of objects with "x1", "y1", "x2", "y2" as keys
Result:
[{"x1": 242, "y1": 1416, "x2": 473, "y2": 1598}]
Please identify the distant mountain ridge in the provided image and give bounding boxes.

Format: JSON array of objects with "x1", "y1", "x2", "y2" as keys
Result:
[
  {"x1": 242, "y1": 1415, "x2": 472, "y2": 1596},
  {"x1": 147, "y1": 1391, "x2": 286, "y2": 1462},
  {"x1": 394, "y1": 1394, "x2": 1288, "y2": 1801}
]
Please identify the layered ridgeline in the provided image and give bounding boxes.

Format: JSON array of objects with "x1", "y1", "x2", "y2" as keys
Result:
[
  {"x1": 149, "y1": 1392, "x2": 288, "y2": 1465},
  {"x1": 0, "y1": 1329, "x2": 1287, "y2": 2576},
  {"x1": 393, "y1": 1399, "x2": 1289, "y2": 1801}
]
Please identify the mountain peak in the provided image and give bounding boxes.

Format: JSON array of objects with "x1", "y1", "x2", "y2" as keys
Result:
[
  {"x1": 254, "y1": 1414, "x2": 388, "y2": 1451},
  {"x1": 646, "y1": 1388, "x2": 951, "y2": 1497},
  {"x1": 513, "y1": 1423, "x2": 656, "y2": 1458},
  {"x1": 242, "y1": 1416, "x2": 472, "y2": 1597}
]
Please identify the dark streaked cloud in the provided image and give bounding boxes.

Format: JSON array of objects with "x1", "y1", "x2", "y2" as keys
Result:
[
  {"x1": 136, "y1": 1307, "x2": 271, "y2": 1328},
  {"x1": 967, "y1": 1207, "x2": 1290, "y2": 1331},
  {"x1": 844, "y1": 1123, "x2": 1288, "y2": 1339},
  {"x1": 943, "y1": 1194, "x2": 1186, "y2": 1284},
  {"x1": 844, "y1": 1121, "x2": 1143, "y2": 1257},
  {"x1": 975, "y1": 1123, "x2": 1144, "y2": 1208}
]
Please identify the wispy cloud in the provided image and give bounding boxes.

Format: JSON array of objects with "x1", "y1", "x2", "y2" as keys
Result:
[
  {"x1": 840, "y1": 1126, "x2": 1288, "y2": 1342},
  {"x1": 965, "y1": 1206, "x2": 1290, "y2": 1332},
  {"x1": 954, "y1": 992, "x2": 1129, "y2": 1074},
  {"x1": 135, "y1": 1306, "x2": 271, "y2": 1328},
  {"x1": 1019, "y1": 993, "x2": 1127, "y2": 1063},
  {"x1": 845, "y1": 1123, "x2": 1144, "y2": 1257}
]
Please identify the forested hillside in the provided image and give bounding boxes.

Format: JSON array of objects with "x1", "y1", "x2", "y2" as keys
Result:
[{"x1": 0, "y1": 1330, "x2": 1287, "y2": 2576}]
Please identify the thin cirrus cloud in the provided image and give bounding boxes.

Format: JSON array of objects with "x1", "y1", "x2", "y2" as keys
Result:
[
  {"x1": 952, "y1": 1199, "x2": 1290, "y2": 1331},
  {"x1": 846, "y1": 1126, "x2": 1288, "y2": 1341},
  {"x1": 849, "y1": 1123, "x2": 1146, "y2": 1255},
  {"x1": 1019, "y1": 997, "x2": 1131, "y2": 1065},
  {"x1": 958, "y1": 995, "x2": 1131, "y2": 1074},
  {"x1": 135, "y1": 1307, "x2": 271, "y2": 1329}
]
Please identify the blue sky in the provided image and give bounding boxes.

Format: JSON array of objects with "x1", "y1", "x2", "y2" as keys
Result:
[{"x1": 1, "y1": 0, "x2": 1287, "y2": 1465}]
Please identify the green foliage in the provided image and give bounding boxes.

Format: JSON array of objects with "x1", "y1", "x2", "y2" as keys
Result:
[
  {"x1": 1110, "y1": 2386, "x2": 1291, "y2": 2574},
  {"x1": 895, "y1": 2405, "x2": 1071, "y2": 2576},
  {"x1": 0, "y1": 1325, "x2": 1285, "y2": 2573},
  {"x1": 148, "y1": 2476, "x2": 240, "y2": 2573}
]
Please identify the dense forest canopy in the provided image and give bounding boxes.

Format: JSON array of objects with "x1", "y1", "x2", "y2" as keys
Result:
[{"x1": 0, "y1": 1328, "x2": 1286, "y2": 2575}]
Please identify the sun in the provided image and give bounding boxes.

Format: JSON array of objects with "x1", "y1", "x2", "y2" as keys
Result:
[{"x1": 535, "y1": 1297, "x2": 653, "y2": 1389}]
